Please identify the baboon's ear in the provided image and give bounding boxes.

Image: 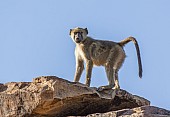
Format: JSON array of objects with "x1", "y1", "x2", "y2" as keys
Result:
[
  {"x1": 69, "y1": 29, "x2": 72, "y2": 35},
  {"x1": 85, "y1": 28, "x2": 88, "y2": 34}
]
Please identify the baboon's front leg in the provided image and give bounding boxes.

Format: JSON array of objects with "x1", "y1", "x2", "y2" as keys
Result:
[
  {"x1": 85, "y1": 60, "x2": 93, "y2": 86},
  {"x1": 74, "y1": 60, "x2": 84, "y2": 82}
]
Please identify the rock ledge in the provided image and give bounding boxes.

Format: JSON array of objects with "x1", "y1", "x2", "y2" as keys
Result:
[{"x1": 0, "y1": 76, "x2": 169, "y2": 117}]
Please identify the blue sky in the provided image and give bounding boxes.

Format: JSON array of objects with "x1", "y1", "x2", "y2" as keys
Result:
[{"x1": 0, "y1": 1, "x2": 170, "y2": 110}]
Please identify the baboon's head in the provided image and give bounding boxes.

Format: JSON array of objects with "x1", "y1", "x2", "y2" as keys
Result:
[{"x1": 69, "y1": 27, "x2": 88, "y2": 44}]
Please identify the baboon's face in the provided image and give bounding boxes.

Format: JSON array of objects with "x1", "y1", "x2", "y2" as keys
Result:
[{"x1": 70, "y1": 27, "x2": 88, "y2": 43}]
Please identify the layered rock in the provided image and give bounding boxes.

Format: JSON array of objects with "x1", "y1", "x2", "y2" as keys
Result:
[
  {"x1": 84, "y1": 106, "x2": 170, "y2": 117},
  {"x1": 0, "y1": 76, "x2": 168, "y2": 117}
]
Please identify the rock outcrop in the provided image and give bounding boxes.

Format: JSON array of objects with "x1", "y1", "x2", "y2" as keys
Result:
[
  {"x1": 84, "y1": 106, "x2": 170, "y2": 117},
  {"x1": 0, "y1": 76, "x2": 169, "y2": 117}
]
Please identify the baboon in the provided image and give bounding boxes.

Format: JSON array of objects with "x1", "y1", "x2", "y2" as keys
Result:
[{"x1": 69, "y1": 27, "x2": 142, "y2": 91}]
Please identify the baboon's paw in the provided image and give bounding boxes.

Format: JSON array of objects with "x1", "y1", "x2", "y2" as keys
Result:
[
  {"x1": 113, "y1": 85, "x2": 120, "y2": 90},
  {"x1": 97, "y1": 86, "x2": 105, "y2": 92}
]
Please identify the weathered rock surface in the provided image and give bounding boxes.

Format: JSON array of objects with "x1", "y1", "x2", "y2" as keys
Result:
[
  {"x1": 0, "y1": 76, "x2": 168, "y2": 117},
  {"x1": 83, "y1": 106, "x2": 170, "y2": 117}
]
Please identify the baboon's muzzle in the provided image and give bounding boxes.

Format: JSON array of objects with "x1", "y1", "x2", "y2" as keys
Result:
[
  {"x1": 74, "y1": 33, "x2": 83, "y2": 43},
  {"x1": 75, "y1": 38, "x2": 81, "y2": 43}
]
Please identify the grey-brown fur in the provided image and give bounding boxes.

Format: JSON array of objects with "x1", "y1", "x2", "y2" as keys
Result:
[{"x1": 69, "y1": 27, "x2": 142, "y2": 91}]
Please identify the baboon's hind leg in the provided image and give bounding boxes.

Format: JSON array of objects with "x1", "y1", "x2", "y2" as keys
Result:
[
  {"x1": 112, "y1": 48, "x2": 125, "y2": 90},
  {"x1": 97, "y1": 62, "x2": 115, "y2": 91},
  {"x1": 113, "y1": 69, "x2": 120, "y2": 90},
  {"x1": 97, "y1": 48, "x2": 116, "y2": 91}
]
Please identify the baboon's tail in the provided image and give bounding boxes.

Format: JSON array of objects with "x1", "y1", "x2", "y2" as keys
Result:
[{"x1": 118, "y1": 36, "x2": 143, "y2": 78}]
